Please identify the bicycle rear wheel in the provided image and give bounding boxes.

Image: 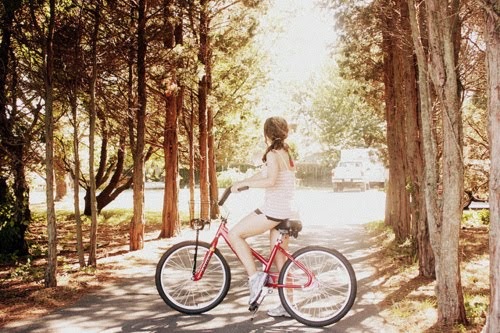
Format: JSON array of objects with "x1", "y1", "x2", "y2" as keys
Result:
[
  {"x1": 278, "y1": 246, "x2": 357, "y2": 327},
  {"x1": 155, "y1": 241, "x2": 231, "y2": 314}
]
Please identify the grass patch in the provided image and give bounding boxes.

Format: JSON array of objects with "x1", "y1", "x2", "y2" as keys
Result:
[{"x1": 464, "y1": 293, "x2": 489, "y2": 326}]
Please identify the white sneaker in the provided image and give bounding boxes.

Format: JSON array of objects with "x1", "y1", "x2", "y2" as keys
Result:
[
  {"x1": 267, "y1": 304, "x2": 291, "y2": 318},
  {"x1": 248, "y1": 272, "x2": 268, "y2": 305}
]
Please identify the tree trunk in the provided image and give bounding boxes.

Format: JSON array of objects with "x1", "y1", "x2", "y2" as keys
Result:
[
  {"x1": 161, "y1": 92, "x2": 179, "y2": 238},
  {"x1": 70, "y1": 89, "x2": 85, "y2": 267},
  {"x1": 402, "y1": 0, "x2": 435, "y2": 277},
  {"x1": 408, "y1": 0, "x2": 440, "y2": 280},
  {"x1": 208, "y1": 106, "x2": 219, "y2": 219},
  {"x1": 88, "y1": 3, "x2": 101, "y2": 267},
  {"x1": 381, "y1": 1, "x2": 411, "y2": 243},
  {"x1": 130, "y1": 0, "x2": 148, "y2": 251},
  {"x1": 11, "y1": 146, "x2": 30, "y2": 255},
  {"x1": 44, "y1": 0, "x2": 57, "y2": 288},
  {"x1": 159, "y1": 0, "x2": 181, "y2": 239},
  {"x1": 483, "y1": 1, "x2": 500, "y2": 331},
  {"x1": 54, "y1": 156, "x2": 67, "y2": 201},
  {"x1": 198, "y1": 0, "x2": 210, "y2": 220},
  {"x1": 82, "y1": 134, "x2": 132, "y2": 216},
  {"x1": 188, "y1": 93, "x2": 196, "y2": 221},
  {"x1": 425, "y1": 0, "x2": 467, "y2": 325},
  {"x1": 207, "y1": 120, "x2": 219, "y2": 218}
]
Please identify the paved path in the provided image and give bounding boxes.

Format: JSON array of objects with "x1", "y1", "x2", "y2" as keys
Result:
[
  {"x1": 6, "y1": 189, "x2": 400, "y2": 332},
  {"x1": 3, "y1": 220, "x2": 399, "y2": 333}
]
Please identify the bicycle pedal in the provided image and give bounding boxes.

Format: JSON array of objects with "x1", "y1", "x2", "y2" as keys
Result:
[
  {"x1": 248, "y1": 303, "x2": 259, "y2": 312},
  {"x1": 249, "y1": 306, "x2": 258, "y2": 321}
]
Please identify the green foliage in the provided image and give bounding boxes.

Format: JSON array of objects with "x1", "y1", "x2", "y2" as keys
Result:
[
  {"x1": 464, "y1": 293, "x2": 488, "y2": 325},
  {"x1": 0, "y1": 179, "x2": 29, "y2": 256},
  {"x1": 210, "y1": 4, "x2": 267, "y2": 166},
  {"x1": 10, "y1": 257, "x2": 44, "y2": 282},
  {"x1": 300, "y1": 64, "x2": 386, "y2": 163},
  {"x1": 462, "y1": 210, "x2": 490, "y2": 227}
]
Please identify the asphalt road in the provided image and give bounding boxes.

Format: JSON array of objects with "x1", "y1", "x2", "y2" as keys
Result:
[{"x1": 9, "y1": 188, "x2": 401, "y2": 332}]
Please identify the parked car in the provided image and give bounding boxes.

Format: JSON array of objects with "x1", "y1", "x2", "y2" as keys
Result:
[
  {"x1": 331, "y1": 149, "x2": 387, "y2": 192},
  {"x1": 332, "y1": 160, "x2": 368, "y2": 191}
]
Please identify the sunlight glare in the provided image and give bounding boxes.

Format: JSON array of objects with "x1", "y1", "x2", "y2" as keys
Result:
[{"x1": 255, "y1": 0, "x2": 337, "y2": 117}]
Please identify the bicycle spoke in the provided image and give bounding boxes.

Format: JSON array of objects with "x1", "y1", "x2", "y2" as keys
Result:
[
  {"x1": 279, "y1": 247, "x2": 357, "y2": 327},
  {"x1": 156, "y1": 241, "x2": 231, "y2": 314}
]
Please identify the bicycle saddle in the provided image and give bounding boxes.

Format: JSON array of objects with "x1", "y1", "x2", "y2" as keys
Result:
[{"x1": 276, "y1": 219, "x2": 302, "y2": 238}]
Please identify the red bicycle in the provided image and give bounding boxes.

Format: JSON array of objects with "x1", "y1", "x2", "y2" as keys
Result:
[{"x1": 155, "y1": 187, "x2": 357, "y2": 327}]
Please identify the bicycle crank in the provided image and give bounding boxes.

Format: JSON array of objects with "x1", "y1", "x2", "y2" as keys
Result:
[{"x1": 249, "y1": 287, "x2": 272, "y2": 320}]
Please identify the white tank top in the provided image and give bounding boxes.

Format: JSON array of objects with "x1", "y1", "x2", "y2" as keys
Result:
[{"x1": 260, "y1": 152, "x2": 295, "y2": 219}]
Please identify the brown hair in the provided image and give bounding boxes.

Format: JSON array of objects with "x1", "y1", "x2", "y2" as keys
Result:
[{"x1": 262, "y1": 116, "x2": 292, "y2": 164}]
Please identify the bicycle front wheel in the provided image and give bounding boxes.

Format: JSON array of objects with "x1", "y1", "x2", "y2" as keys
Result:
[
  {"x1": 278, "y1": 246, "x2": 357, "y2": 327},
  {"x1": 155, "y1": 241, "x2": 231, "y2": 314}
]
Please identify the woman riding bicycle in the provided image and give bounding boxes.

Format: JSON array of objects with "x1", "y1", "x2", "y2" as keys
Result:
[{"x1": 228, "y1": 116, "x2": 296, "y2": 317}]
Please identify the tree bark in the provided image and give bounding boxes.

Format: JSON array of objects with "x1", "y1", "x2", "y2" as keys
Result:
[
  {"x1": 381, "y1": 1, "x2": 411, "y2": 243},
  {"x1": 70, "y1": 88, "x2": 85, "y2": 267},
  {"x1": 162, "y1": 91, "x2": 180, "y2": 238},
  {"x1": 483, "y1": 1, "x2": 500, "y2": 331},
  {"x1": 406, "y1": 0, "x2": 435, "y2": 278},
  {"x1": 82, "y1": 133, "x2": 133, "y2": 216},
  {"x1": 54, "y1": 156, "x2": 67, "y2": 201},
  {"x1": 198, "y1": 0, "x2": 210, "y2": 220},
  {"x1": 208, "y1": 106, "x2": 219, "y2": 218},
  {"x1": 188, "y1": 93, "x2": 196, "y2": 221},
  {"x1": 44, "y1": 0, "x2": 57, "y2": 288},
  {"x1": 87, "y1": 1, "x2": 102, "y2": 267},
  {"x1": 130, "y1": 0, "x2": 148, "y2": 251},
  {"x1": 425, "y1": 0, "x2": 467, "y2": 325},
  {"x1": 159, "y1": 0, "x2": 181, "y2": 239}
]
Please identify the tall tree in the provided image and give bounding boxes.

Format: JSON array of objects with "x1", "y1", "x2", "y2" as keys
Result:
[
  {"x1": 380, "y1": 0, "x2": 412, "y2": 244},
  {"x1": 160, "y1": 0, "x2": 182, "y2": 238},
  {"x1": 382, "y1": 0, "x2": 434, "y2": 276},
  {"x1": 88, "y1": 1, "x2": 101, "y2": 267},
  {"x1": 483, "y1": 1, "x2": 500, "y2": 331},
  {"x1": 44, "y1": 0, "x2": 57, "y2": 287},
  {"x1": 409, "y1": 0, "x2": 466, "y2": 325},
  {"x1": 198, "y1": 0, "x2": 210, "y2": 220},
  {"x1": 407, "y1": 0, "x2": 436, "y2": 278},
  {"x1": 130, "y1": 0, "x2": 148, "y2": 250},
  {"x1": 68, "y1": 11, "x2": 85, "y2": 268}
]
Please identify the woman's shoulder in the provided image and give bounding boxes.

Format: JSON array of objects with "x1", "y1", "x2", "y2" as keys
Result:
[
  {"x1": 267, "y1": 149, "x2": 285, "y2": 160},
  {"x1": 269, "y1": 149, "x2": 294, "y2": 170}
]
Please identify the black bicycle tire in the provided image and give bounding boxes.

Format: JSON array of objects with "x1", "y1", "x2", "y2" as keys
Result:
[
  {"x1": 278, "y1": 246, "x2": 357, "y2": 327},
  {"x1": 155, "y1": 241, "x2": 231, "y2": 314}
]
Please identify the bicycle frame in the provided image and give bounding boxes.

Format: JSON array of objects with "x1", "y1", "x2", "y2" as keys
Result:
[{"x1": 192, "y1": 217, "x2": 314, "y2": 289}]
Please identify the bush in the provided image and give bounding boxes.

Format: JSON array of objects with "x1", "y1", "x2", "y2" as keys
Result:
[
  {"x1": 0, "y1": 179, "x2": 29, "y2": 256},
  {"x1": 462, "y1": 209, "x2": 490, "y2": 227}
]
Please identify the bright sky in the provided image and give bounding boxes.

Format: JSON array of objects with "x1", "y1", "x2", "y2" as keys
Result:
[{"x1": 255, "y1": 0, "x2": 337, "y2": 117}]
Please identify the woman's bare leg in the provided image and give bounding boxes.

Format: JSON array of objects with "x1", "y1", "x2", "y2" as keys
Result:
[
  {"x1": 228, "y1": 212, "x2": 274, "y2": 277},
  {"x1": 270, "y1": 228, "x2": 289, "y2": 272}
]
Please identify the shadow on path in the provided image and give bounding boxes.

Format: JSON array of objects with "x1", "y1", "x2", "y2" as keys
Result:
[{"x1": 4, "y1": 223, "x2": 400, "y2": 333}]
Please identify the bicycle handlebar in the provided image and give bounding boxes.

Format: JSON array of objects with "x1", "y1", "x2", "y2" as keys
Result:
[{"x1": 218, "y1": 185, "x2": 249, "y2": 206}]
